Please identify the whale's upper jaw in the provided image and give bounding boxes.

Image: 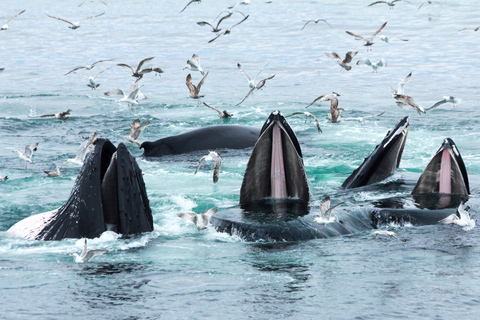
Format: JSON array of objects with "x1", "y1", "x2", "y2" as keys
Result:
[
  {"x1": 240, "y1": 111, "x2": 309, "y2": 205},
  {"x1": 412, "y1": 138, "x2": 470, "y2": 196}
]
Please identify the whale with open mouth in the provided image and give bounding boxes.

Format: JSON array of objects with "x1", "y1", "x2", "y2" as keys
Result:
[{"x1": 8, "y1": 139, "x2": 153, "y2": 240}]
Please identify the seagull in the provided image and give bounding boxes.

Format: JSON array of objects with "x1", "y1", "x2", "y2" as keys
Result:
[
  {"x1": 124, "y1": 119, "x2": 150, "y2": 147},
  {"x1": 379, "y1": 35, "x2": 409, "y2": 43},
  {"x1": 76, "y1": 66, "x2": 111, "y2": 90},
  {"x1": 368, "y1": 0, "x2": 405, "y2": 9},
  {"x1": 177, "y1": 207, "x2": 217, "y2": 232},
  {"x1": 208, "y1": 15, "x2": 249, "y2": 43},
  {"x1": 372, "y1": 230, "x2": 407, "y2": 241},
  {"x1": 180, "y1": 0, "x2": 201, "y2": 13},
  {"x1": 0, "y1": 176, "x2": 8, "y2": 182},
  {"x1": 356, "y1": 58, "x2": 387, "y2": 73},
  {"x1": 78, "y1": 0, "x2": 108, "y2": 7},
  {"x1": 337, "y1": 111, "x2": 386, "y2": 123},
  {"x1": 438, "y1": 201, "x2": 475, "y2": 232},
  {"x1": 186, "y1": 72, "x2": 209, "y2": 99},
  {"x1": 117, "y1": 57, "x2": 162, "y2": 79},
  {"x1": 194, "y1": 151, "x2": 222, "y2": 183},
  {"x1": 183, "y1": 54, "x2": 205, "y2": 75},
  {"x1": 104, "y1": 81, "x2": 143, "y2": 110},
  {"x1": 390, "y1": 72, "x2": 411, "y2": 95},
  {"x1": 285, "y1": 112, "x2": 322, "y2": 133},
  {"x1": 13, "y1": 143, "x2": 38, "y2": 169},
  {"x1": 46, "y1": 12, "x2": 105, "y2": 29},
  {"x1": 203, "y1": 102, "x2": 233, "y2": 118},
  {"x1": 418, "y1": 0, "x2": 442, "y2": 10},
  {"x1": 306, "y1": 92, "x2": 340, "y2": 109},
  {"x1": 325, "y1": 51, "x2": 358, "y2": 71},
  {"x1": 0, "y1": 68, "x2": 4, "y2": 73},
  {"x1": 458, "y1": 25, "x2": 480, "y2": 32},
  {"x1": 64, "y1": 59, "x2": 113, "y2": 76},
  {"x1": 237, "y1": 62, "x2": 269, "y2": 89},
  {"x1": 228, "y1": 0, "x2": 250, "y2": 9},
  {"x1": 67, "y1": 133, "x2": 98, "y2": 166},
  {"x1": 197, "y1": 12, "x2": 233, "y2": 33},
  {"x1": 236, "y1": 74, "x2": 275, "y2": 106},
  {"x1": 301, "y1": 19, "x2": 332, "y2": 30},
  {"x1": 313, "y1": 196, "x2": 344, "y2": 228},
  {"x1": 1, "y1": 10, "x2": 26, "y2": 31},
  {"x1": 44, "y1": 166, "x2": 61, "y2": 177},
  {"x1": 71, "y1": 239, "x2": 108, "y2": 263},
  {"x1": 390, "y1": 72, "x2": 425, "y2": 115},
  {"x1": 345, "y1": 21, "x2": 387, "y2": 50},
  {"x1": 34, "y1": 109, "x2": 72, "y2": 123},
  {"x1": 425, "y1": 96, "x2": 461, "y2": 111}
]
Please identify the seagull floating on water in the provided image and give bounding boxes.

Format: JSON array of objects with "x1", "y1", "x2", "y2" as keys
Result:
[
  {"x1": 301, "y1": 19, "x2": 332, "y2": 30},
  {"x1": 390, "y1": 72, "x2": 425, "y2": 115},
  {"x1": 425, "y1": 96, "x2": 461, "y2": 112},
  {"x1": 208, "y1": 15, "x2": 249, "y2": 43},
  {"x1": 197, "y1": 12, "x2": 233, "y2": 33},
  {"x1": 285, "y1": 112, "x2": 322, "y2": 133},
  {"x1": 124, "y1": 119, "x2": 150, "y2": 147},
  {"x1": 64, "y1": 59, "x2": 113, "y2": 76},
  {"x1": 1, "y1": 10, "x2": 25, "y2": 31},
  {"x1": 313, "y1": 196, "x2": 344, "y2": 228},
  {"x1": 34, "y1": 109, "x2": 72, "y2": 123},
  {"x1": 178, "y1": 207, "x2": 217, "y2": 231},
  {"x1": 194, "y1": 151, "x2": 222, "y2": 183},
  {"x1": 183, "y1": 54, "x2": 205, "y2": 75},
  {"x1": 346, "y1": 22, "x2": 387, "y2": 50},
  {"x1": 13, "y1": 143, "x2": 38, "y2": 169},
  {"x1": 237, "y1": 62, "x2": 269, "y2": 89},
  {"x1": 325, "y1": 51, "x2": 358, "y2": 71},
  {"x1": 67, "y1": 133, "x2": 97, "y2": 166},
  {"x1": 186, "y1": 72, "x2": 209, "y2": 99},
  {"x1": 203, "y1": 102, "x2": 233, "y2": 118},
  {"x1": 117, "y1": 57, "x2": 163, "y2": 79},
  {"x1": 44, "y1": 166, "x2": 61, "y2": 177},
  {"x1": 356, "y1": 58, "x2": 387, "y2": 73},
  {"x1": 46, "y1": 12, "x2": 105, "y2": 29},
  {"x1": 372, "y1": 230, "x2": 407, "y2": 241},
  {"x1": 71, "y1": 239, "x2": 108, "y2": 263},
  {"x1": 439, "y1": 201, "x2": 475, "y2": 231}
]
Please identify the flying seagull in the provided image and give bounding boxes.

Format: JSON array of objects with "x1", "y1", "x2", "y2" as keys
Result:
[
  {"x1": 425, "y1": 96, "x2": 461, "y2": 111},
  {"x1": 237, "y1": 62, "x2": 269, "y2": 89},
  {"x1": 418, "y1": 0, "x2": 442, "y2": 10},
  {"x1": 183, "y1": 54, "x2": 205, "y2": 75},
  {"x1": 356, "y1": 58, "x2": 387, "y2": 73},
  {"x1": 194, "y1": 150, "x2": 222, "y2": 183},
  {"x1": 124, "y1": 119, "x2": 150, "y2": 147},
  {"x1": 208, "y1": 15, "x2": 249, "y2": 43},
  {"x1": 34, "y1": 109, "x2": 72, "y2": 123},
  {"x1": 78, "y1": 0, "x2": 108, "y2": 7},
  {"x1": 313, "y1": 196, "x2": 344, "y2": 228},
  {"x1": 64, "y1": 59, "x2": 113, "y2": 76},
  {"x1": 1, "y1": 10, "x2": 26, "y2": 31},
  {"x1": 390, "y1": 72, "x2": 425, "y2": 115},
  {"x1": 76, "y1": 66, "x2": 111, "y2": 90},
  {"x1": 390, "y1": 72, "x2": 411, "y2": 96},
  {"x1": 117, "y1": 57, "x2": 163, "y2": 79},
  {"x1": 368, "y1": 0, "x2": 406, "y2": 9},
  {"x1": 186, "y1": 72, "x2": 209, "y2": 99},
  {"x1": 346, "y1": 21, "x2": 387, "y2": 50},
  {"x1": 13, "y1": 142, "x2": 38, "y2": 169},
  {"x1": 202, "y1": 102, "x2": 233, "y2": 118},
  {"x1": 325, "y1": 51, "x2": 358, "y2": 71},
  {"x1": 197, "y1": 12, "x2": 233, "y2": 33},
  {"x1": 177, "y1": 207, "x2": 217, "y2": 232},
  {"x1": 458, "y1": 25, "x2": 480, "y2": 32},
  {"x1": 180, "y1": 0, "x2": 201, "y2": 13},
  {"x1": 438, "y1": 201, "x2": 475, "y2": 232},
  {"x1": 67, "y1": 133, "x2": 98, "y2": 166},
  {"x1": 306, "y1": 92, "x2": 340, "y2": 109},
  {"x1": 44, "y1": 166, "x2": 61, "y2": 177},
  {"x1": 236, "y1": 74, "x2": 275, "y2": 106},
  {"x1": 372, "y1": 230, "x2": 407, "y2": 241},
  {"x1": 46, "y1": 12, "x2": 105, "y2": 29},
  {"x1": 105, "y1": 85, "x2": 142, "y2": 111},
  {"x1": 301, "y1": 19, "x2": 332, "y2": 30},
  {"x1": 71, "y1": 239, "x2": 108, "y2": 263},
  {"x1": 285, "y1": 112, "x2": 322, "y2": 133}
]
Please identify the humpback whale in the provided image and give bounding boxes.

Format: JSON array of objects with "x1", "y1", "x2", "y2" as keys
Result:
[
  {"x1": 141, "y1": 125, "x2": 260, "y2": 157},
  {"x1": 342, "y1": 116, "x2": 410, "y2": 188},
  {"x1": 8, "y1": 139, "x2": 153, "y2": 240}
]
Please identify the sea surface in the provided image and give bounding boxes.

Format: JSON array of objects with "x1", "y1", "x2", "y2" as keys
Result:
[{"x1": 1, "y1": 0, "x2": 480, "y2": 319}]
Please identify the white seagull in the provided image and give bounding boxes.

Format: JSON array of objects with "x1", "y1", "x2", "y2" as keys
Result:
[
  {"x1": 1, "y1": 10, "x2": 26, "y2": 31},
  {"x1": 285, "y1": 112, "x2": 322, "y2": 133},
  {"x1": 124, "y1": 119, "x2": 150, "y2": 147},
  {"x1": 76, "y1": 66, "x2": 111, "y2": 90},
  {"x1": 13, "y1": 143, "x2": 38, "y2": 169},
  {"x1": 301, "y1": 19, "x2": 332, "y2": 30},
  {"x1": 237, "y1": 62, "x2": 269, "y2": 89},
  {"x1": 67, "y1": 133, "x2": 98, "y2": 166},
  {"x1": 64, "y1": 59, "x2": 113, "y2": 76},
  {"x1": 438, "y1": 201, "x2": 475, "y2": 232},
  {"x1": 356, "y1": 58, "x2": 387, "y2": 73},
  {"x1": 390, "y1": 72, "x2": 425, "y2": 115},
  {"x1": 194, "y1": 151, "x2": 222, "y2": 183},
  {"x1": 313, "y1": 196, "x2": 344, "y2": 228},
  {"x1": 71, "y1": 239, "x2": 108, "y2": 263},
  {"x1": 345, "y1": 22, "x2": 387, "y2": 50},
  {"x1": 46, "y1": 12, "x2": 105, "y2": 29},
  {"x1": 183, "y1": 54, "x2": 205, "y2": 75},
  {"x1": 236, "y1": 74, "x2": 275, "y2": 106},
  {"x1": 372, "y1": 230, "x2": 407, "y2": 241},
  {"x1": 104, "y1": 82, "x2": 143, "y2": 110},
  {"x1": 325, "y1": 51, "x2": 358, "y2": 71},
  {"x1": 178, "y1": 207, "x2": 217, "y2": 231},
  {"x1": 425, "y1": 96, "x2": 461, "y2": 112},
  {"x1": 368, "y1": 0, "x2": 405, "y2": 9}
]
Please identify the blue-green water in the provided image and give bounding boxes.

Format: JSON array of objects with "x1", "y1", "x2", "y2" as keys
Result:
[{"x1": 1, "y1": 1, "x2": 480, "y2": 319}]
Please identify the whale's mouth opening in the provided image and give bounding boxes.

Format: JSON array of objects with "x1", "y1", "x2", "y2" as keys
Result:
[
  {"x1": 271, "y1": 123, "x2": 287, "y2": 199},
  {"x1": 101, "y1": 151, "x2": 119, "y2": 232}
]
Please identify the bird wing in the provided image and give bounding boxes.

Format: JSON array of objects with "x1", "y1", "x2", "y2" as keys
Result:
[
  {"x1": 46, "y1": 14, "x2": 74, "y2": 26},
  {"x1": 368, "y1": 1, "x2": 387, "y2": 6},
  {"x1": 84, "y1": 250, "x2": 108, "y2": 262},
  {"x1": 417, "y1": 1, "x2": 427, "y2": 10},
  {"x1": 342, "y1": 111, "x2": 386, "y2": 121},
  {"x1": 117, "y1": 63, "x2": 135, "y2": 74},
  {"x1": 203, "y1": 102, "x2": 223, "y2": 117},
  {"x1": 180, "y1": 0, "x2": 195, "y2": 12},
  {"x1": 197, "y1": 21, "x2": 215, "y2": 31},
  {"x1": 93, "y1": 66, "x2": 111, "y2": 79},
  {"x1": 256, "y1": 74, "x2": 275, "y2": 88},
  {"x1": 188, "y1": 54, "x2": 201, "y2": 68},
  {"x1": 196, "y1": 71, "x2": 209, "y2": 93},
  {"x1": 213, "y1": 152, "x2": 221, "y2": 183},
  {"x1": 208, "y1": 30, "x2": 226, "y2": 43},
  {"x1": 397, "y1": 72, "x2": 412, "y2": 95},
  {"x1": 377, "y1": 59, "x2": 386, "y2": 67},
  {"x1": 74, "y1": 138, "x2": 90, "y2": 162},
  {"x1": 132, "y1": 120, "x2": 150, "y2": 140},
  {"x1": 194, "y1": 155, "x2": 207, "y2": 175},
  {"x1": 91, "y1": 59, "x2": 113, "y2": 67},
  {"x1": 64, "y1": 66, "x2": 86, "y2": 75},
  {"x1": 136, "y1": 57, "x2": 155, "y2": 73},
  {"x1": 86, "y1": 132, "x2": 98, "y2": 155},
  {"x1": 306, "y1": 95, "x2": 326, "y2": 108},
  {"x1": 6, "y1": 10, "x2": 26, "y2": 24},
  {"x1": 177, "y1": 212, "x2": 197, "y2": 223},
  {"x1": 344, "y1": 51, "x2": 358, "y2": 63},
  {"x1": 127, "y1": 87, "x2": 141, "y2": 101},
  {"x1": 236, "y1": 87, "x2": 255, "y2": 106},
  {"x1": 320, "y1": 196, "x2": 331, "y2": 218},
  {"x1": 325, "y1": 52, "x2": 341, "y2": 61},
  {"x1": 230, "y1": 15, "x2": 249, "y2": 29},
  {"x1": 438, "y1": 213, "x2": 458, "y2": 224},
  {"x1": 36, "y1": 113, "x2": 55, "y2": 118},
  {"x1": 425, "y1": 99, "x2": 447, "y2": 111},
  {"x1": 81, "y1": 239, "x2": 88, "y2": 257},
  {"x1": 345, "y1": 30, "x2": 366, "y2": 41},
  {"x1": 216, "y1": 12, "x2": 233, "y2": 28},
  {"x1": 371, "y1": 21, "x2": 387, "y2": 38},
  {"x1": 60, "y1": 109, "x2": 72, "y2": 117},
  {"x1": 356, "y1": 58, "x2": 372, "y2": 66},
  {"x1": 104, "y1": 89, "x2": 125, "y2": 96},
  {"x1": 24, "y1": 142, "x2": 38, "y2": 157},
  {"x1": 79, "y1": 12, "x2": 105, "y2": 22},
  {"x1": 457, "y1": 201, "x2": 469, "y2": 221},
  {"x1": 301, "y1": 20, "x2": 314, "y2": 30},
  {"x1": 237, "y1": 63, "x2": 251, "y2": 82},
  {"x1": 130, "y1": 119, "x2": 141, "y2": 137},
  {"x1": 201, "y1": 207, "x2": 218, "y2": 221},
  {"x1": 326, "y1": 202, "x2": 345, "y2": 216},
  {"x1": 185, "y1": 74, "x2": 197, "y2": 95},
  {"x1": 253, "y1": 62, "x2": 269, "y2": 83}
]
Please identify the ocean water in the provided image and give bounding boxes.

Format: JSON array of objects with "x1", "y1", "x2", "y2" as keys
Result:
[{"x1": 1, "y1": 0, "x2": 480, "y2": 319}]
